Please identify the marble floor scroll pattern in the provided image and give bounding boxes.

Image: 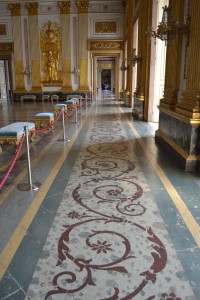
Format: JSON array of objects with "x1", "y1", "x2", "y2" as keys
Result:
[{"x1": 26, "y1": 104, "x2": 195, "y2": 300}]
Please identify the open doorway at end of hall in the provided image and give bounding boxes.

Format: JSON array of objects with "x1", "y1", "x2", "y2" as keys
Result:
[
  {"x1": 0, "y1": 60, "x2": 11, "y2": 103},
  {"x1": 101, "y1": 69, "x2": 111, "y2": 91}
]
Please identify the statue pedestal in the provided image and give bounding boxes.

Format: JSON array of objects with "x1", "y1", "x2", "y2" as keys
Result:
[{"x1": 42, "y1": 85, "x2": 62, "y2": 93}]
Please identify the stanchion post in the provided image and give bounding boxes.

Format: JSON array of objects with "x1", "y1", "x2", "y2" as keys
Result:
[
  {"x1": 75, "y1": 105, "x2": 78, "y2": 123},
  {"x1": 57, "y1": 108, "x2": 70, "y2": 142},
  {"x1": 85, "y1": 94, "x2": 88, "y2": 110},
  {"x1": 18, "y1": 126, "x2": 41, "y2": 191},
  {"x1": 80, "y1": 97, "x2": 82, "y2": 114},
  {"x1": 62, "y1": 108, "x2": 66, "y2": 141}
]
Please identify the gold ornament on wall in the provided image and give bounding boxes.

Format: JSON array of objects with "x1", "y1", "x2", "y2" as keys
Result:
[
  {"x1": 95, "y1": 22, "x2": 117, "y2": 33},
  {"x1": 58, "y1": 1, "x2": 71, "y2": 14},
  {"x1": 8, "y1": 3, "x2": 21, "y2": 16},
  {"x1": 26, "y1": 3, "x2": 38, "y2": 15},
  {"x1": 76, "y1": 1, "x2": 89, "y2": 13},
  {"x1": 88, "y1": 40, "x2": 123, "y2": 50},
  {"x1": 40, "y1": 21, "x2": 63, "y2": 84},
  {"x1": 0, "y1": 24, "x2": 6, "y2": 36}
]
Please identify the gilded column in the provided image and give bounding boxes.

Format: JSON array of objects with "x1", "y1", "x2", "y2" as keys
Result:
[
  {"x1": 58, "y1": 1, "x2": 72, "y2": 92},
  {"x1": 175, "y1": 0, "x2": 200, "y2": 120},
  {"x1": 133, "y1": 0, "x2": 151, "y2": 120},
  {"x1": 26, "y1": 3, "x2": 42, "y2": 92},
  {"x1": 8, "y1": 3, "x2": 25, "y2": 92},
  {"x1": 76, "y1": 1, "x2": 90, "y2": 92},
  {"x1": 160, "y1": 0, "x2": 184, "y2": 110},
  {"x1": 127, "y1": 0, "x2": 134, "y2": 107}
]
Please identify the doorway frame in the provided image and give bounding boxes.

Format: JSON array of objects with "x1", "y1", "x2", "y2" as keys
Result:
[
  {"x1": 91, "y1": 52, "x2": 120, "y2": 101},
  {"x1": 0, "y1": 43, "x2": 14, "y2": 100}
]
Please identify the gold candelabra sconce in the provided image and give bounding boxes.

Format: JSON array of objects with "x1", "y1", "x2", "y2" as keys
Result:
[
  {"x1": 147, "y1": 5, "x2": 190, "y2": 46},
  {"x1": 70, "y1": 66, "x2": 80, "y2": 76},
  {"x1": 120, "y1": 60, "x2": 128, "y2": 71},
  {"x1": 195, "y1": 94, "x2": 200, "y2": 112},
  {"x1": 22, "y1": 68, "x2": 31, "y2": 76},
  {"x1": 128, "y1": 49, "x2": 142, "y2": 66},
  {"x1": 139, "y1": 91, "x2": 144, "y2": 101}
]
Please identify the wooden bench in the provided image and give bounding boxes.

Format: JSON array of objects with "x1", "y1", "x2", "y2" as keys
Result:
[
  {"x1": 42, "y1": 95, "x2": 50, "y2": 102},
  {"x1": 53, "y1": 104, "x2": 67, "y2": 116},
  {"x1": 34, "y1": 112, "x2": 54, "y2": 129},
  {"x1": 66, "y1": 95, "x2": 82, "y2": 110},
  {"x1": 65, "y1": 98, "x2": 78, "y2": 109},
  {"x1": 20, "y1": 95, "x2": 36, "y2": 102},
  {"x1": 51, "y1": 95, "x2": 59, "y2": 102},
  {"x1": 0, "y1": 122, "x2": 35, "y2": 153}
]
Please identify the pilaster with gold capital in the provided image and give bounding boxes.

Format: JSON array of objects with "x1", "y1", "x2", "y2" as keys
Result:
[
  {"x1": 133, "y1": 0, "x2": 151, "y2": 119},
  {"x1": 76, "y1": 1, "x2": 89, "y2": 14},
  {"x1": 159, "y1": 0, "x2": 184, "y2": 110},
  {"x1": 58, "y1": 2, "x2": 71, "y2": 14},
  {"x1": 60, "y1": 8, "x2": 72, "y2": 92},
  {"x1": 28, "y1": 11, "x2": 42, "y2": 91},
  {"x1": 8, "y1": 3, "x2": 25, "y2": 91},
  {"x1": 175, "y1": 0, "x2": 200, "y2": 120},
  {"x1": 77, "y1": 1, "x2": 90, "y2": 91},
  {"x1": 26, "y1": 3, "x2": 38, "y2": 15},
  {"x1": 8, "y1": 3, "x2": 21, "y2": 16}
]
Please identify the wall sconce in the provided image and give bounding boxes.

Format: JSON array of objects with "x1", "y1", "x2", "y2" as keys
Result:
[
  {"x1": 120, "y1": 60, "x2": 128, "y2": 71},
  {"x1": 139, "y1": 92, "x2": 144, "y2": 101},
  {"x1": 22, "y1": 69, "x2": 31, "y2": 76},
  {"x1": 70, "y1": 66, "x2": 80, "y2": 76},
  {"x1": 128, "y1": 48, "x2": 142, "y2": 66},
  {"x1": 147, "y1": 5, "x2": 190, "y2": 46}
]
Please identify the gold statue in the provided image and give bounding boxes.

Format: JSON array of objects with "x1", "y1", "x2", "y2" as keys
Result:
[{"x1": 40, "y1": 21, "x2": 62, "y2": 84}]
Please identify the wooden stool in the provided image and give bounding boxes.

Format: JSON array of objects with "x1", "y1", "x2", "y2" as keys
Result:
[
  {"x1": 65, "y1": 99, "x2": 78, "y2": 109},
  {"x1": 0, "y1": 122, "x2": 35, "y2": 153},
  {"x1": 53, "y1": 104, "x2": 67, "y2": 116},
  {"x1": 34, "y1": 112, "x2": 54, "y2": 129},
  {"x1": 51, "y1": 95, "x2": 59, "y2": 102},
  {"x1": 42, "y1": 95, "x2": 50, "y2": 102}
]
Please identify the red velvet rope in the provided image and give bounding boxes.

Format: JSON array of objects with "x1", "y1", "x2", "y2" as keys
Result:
[
  {"x1": 30, "y1": 109, "x2": 63, "y2": 134},
  {"x1": 64, "y1": 106, "x2": 76, "y2": 117},
  {"x1": 0, "y1": 134, "x2": 25, "y2": 189},
  {"x1": 0, "y1": 105, "x2": 79, "y2": 189}
]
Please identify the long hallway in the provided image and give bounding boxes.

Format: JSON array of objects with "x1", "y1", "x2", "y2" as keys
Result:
[{"x1": 0, "y1": 99, "x2": 200, "y2": 299}]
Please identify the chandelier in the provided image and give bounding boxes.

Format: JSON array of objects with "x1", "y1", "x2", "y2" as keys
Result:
[{"x1": 147, "y1": 5, "x2": 189, "y2": 46}]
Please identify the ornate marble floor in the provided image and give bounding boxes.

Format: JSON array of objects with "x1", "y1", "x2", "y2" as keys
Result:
[{"x1": 0, "y1": 99, "x2": 199, "y2": 299}]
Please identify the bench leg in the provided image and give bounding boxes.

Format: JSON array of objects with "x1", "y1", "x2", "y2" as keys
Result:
[
  {"x1": 35, "y1": 120, "x2": 41, "y2": 129},
  {"x1": 30, "y1": 132, "x2": 35, "y2": 141}
]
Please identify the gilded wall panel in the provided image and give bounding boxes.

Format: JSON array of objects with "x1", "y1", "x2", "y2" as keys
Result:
[
  {"x1": 0, "y1": 20, "x2": 12, "y2": 41},
  {"x1": 0, "y1": 24, "x2": 6, "y2": 35},
  {"x1": 31, "y1": 60, "x2": 41, "y2": 88},
  {"x1": 79, "y1": 59, "x2": 89, "y2": 91},
  {"x1": 15, "y1": 60, "x2": 25, "y2": 89},
  {"x1": 88, "y1": 40, "x2": 123, "y2": 51},
  {"x1": 62, "y1": 59, "x2": 72, "y2": 89},
  {"x1": 95, "y1": 22, "x2": 117, "y2": 33}
]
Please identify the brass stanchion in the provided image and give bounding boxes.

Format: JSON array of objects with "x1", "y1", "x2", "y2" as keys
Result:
[
  {"x1": 58, "y1": 108, "x2": 70, "y2": 142},
  {"x1": 18, "y1": 126, "x2": 41, "y2": 191}
]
